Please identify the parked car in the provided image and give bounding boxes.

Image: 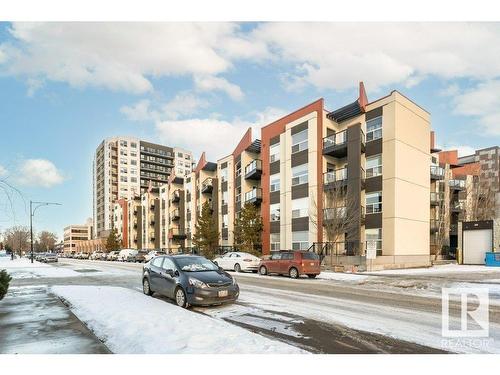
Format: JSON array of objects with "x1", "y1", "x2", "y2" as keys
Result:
[
  {"x1": 212, "y1": 252, "x2": 261, "y2": 273},
  {"x1": 80, "y1": 252, "x2": 90, "y2": 260},
  {"x1": 258, "y1": 251, "x2": 321, "y2": 279},
  {"x1": 89, "y1": 251, "x2": 100, "y2": 260},
  {"x1": 99, "y1": 252, "x2": 109, "y2": 261},
  {"x1": 142, "y1": 255, "x2": 239, "y2": 308},
  {"x1": 118, "y1": 249, "x2": 137, "y2": 262},
  {"x1": 35, "y1": 252, "x2": 46, "y2": 262},
  {"x1": 42, "y1": 253, "x2": 58, "y2": 263},
  {"x1": 131, "y1": 250, "x2": 149, "y2": 263},
  {"x1": 144, "y1": 250, "x2": 166, "y2": 263},
  {"x1": 126, "y1": 250, "x2": 140, "y2": 262},
  {"x1": 107, "y1": 251, "x2": 120, "y2": 261}
]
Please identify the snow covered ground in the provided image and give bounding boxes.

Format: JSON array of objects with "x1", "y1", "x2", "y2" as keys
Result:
[
  {"x1": 0, "y1": 257, "x2": 80, "y2": 278},
  {"x1": 51, "y1": 285, "x2": 306, "y2": 354},
  {"x1": 0, "y1": 257, "x2": 137, "y2": 279},
  {"x1": 232, "y1": 285, "x2": 500, "y2": 354},
  {"x1": 367, "y1": 263, "x2": 500, "y2": 276},
  {"x1": 228, "y1": 270, "x2": 367, "y2": 282}
]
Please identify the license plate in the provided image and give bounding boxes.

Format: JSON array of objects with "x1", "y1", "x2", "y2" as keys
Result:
[{"x1": 218, "y1": 290, "x2": 228, "y2": 298}]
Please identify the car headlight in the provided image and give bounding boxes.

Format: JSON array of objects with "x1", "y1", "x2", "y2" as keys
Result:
[{"x1": 188, "y1": 277, "x2": 208, "y2": 289}]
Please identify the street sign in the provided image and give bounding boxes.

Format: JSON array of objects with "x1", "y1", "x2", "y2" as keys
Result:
[{"x1": 366, "y1": 240, "x2": 377, "y2": 260}]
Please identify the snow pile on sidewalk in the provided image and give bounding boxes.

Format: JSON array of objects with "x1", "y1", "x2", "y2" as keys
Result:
[
  {"x1": 0, "y1": 257, "x2": 80, "y2": 278},
  {"x1": 316, "y1": 271, "x2": 368, "y2": 281},
  {"x1": 51, "y1": 285, "x2": 306, "y2": 354},
  {"x1": 368, "y1": 263, "x2": 500, "y2": 276}
]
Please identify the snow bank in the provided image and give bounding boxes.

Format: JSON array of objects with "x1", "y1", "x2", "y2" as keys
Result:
[
  {"x1": 229, "y1": 270, "x2": 367, "y2": 282},
  {"x1": 51, "y1": 285, "x2": 306, "y2": 354},
  {"x1": 367, "y1": 263, "x2": 500, "y2": 276},
  {"x1": 0, "y1": 257, "x2": 80, "y2": 278}
]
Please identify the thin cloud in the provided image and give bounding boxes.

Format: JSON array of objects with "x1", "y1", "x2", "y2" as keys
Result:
[{"x1": 15, "y1": 159, "x2": 65, "y2": 188}]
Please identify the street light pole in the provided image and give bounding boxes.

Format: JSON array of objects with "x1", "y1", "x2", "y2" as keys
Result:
[{"x1": 30, "y1": 200, "x2": 61, "y2": 264}]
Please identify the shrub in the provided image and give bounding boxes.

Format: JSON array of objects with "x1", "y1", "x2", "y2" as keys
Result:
[{"x1": 0, "y1": 269, "x2": 12, "y2": 300}]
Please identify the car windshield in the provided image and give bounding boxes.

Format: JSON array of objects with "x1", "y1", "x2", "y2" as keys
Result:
[{"x1": 175, "y1": 256, "x2": 218, "y2": 272}]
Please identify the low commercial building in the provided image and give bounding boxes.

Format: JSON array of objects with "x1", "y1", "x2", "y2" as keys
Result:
[{"x1": 63, "y1": 219, "x2": 93, "y2": 254}]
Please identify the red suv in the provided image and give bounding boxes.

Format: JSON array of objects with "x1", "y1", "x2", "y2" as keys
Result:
[{"x1": 258, "y1": 251, "x2": 321, "y2": 279}]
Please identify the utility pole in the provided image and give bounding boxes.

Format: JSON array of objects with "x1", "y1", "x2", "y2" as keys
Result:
[{"x1": 30, "y1": 200, "x2": 61, "y2": 263}]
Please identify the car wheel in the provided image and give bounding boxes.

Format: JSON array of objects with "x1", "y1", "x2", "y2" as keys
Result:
[
  {"x1": 174, "y1": 287, "x2": 188, "y2": 308},
  {"x1": 143, "y1": 278, "x2": 153, "y2": 296},
  {"x1": 234, "y1": 263, "x2": 241, "y2": 273},
  {"x1": 307, "y1": 274, "x2": 317, "y2": 279},
  {"x1": 289, "y1": 267, "x2": 299, "y2": 279},
  {"x1": 259, "y1": 265, "x2": 268, "y2": 275}
]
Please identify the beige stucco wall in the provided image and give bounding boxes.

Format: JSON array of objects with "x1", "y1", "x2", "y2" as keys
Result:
[{"x1": 380, "y1": 92, "x2": 430, "y2": 258}]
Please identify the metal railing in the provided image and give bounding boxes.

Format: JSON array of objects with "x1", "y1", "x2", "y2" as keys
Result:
[
  {"x1": 323, "y1": 129, "x2": 348, "y2": 149},
  {"x1": 244, "y1": 159, "x2": 262, "y2": 175},
  {"x1": 430, "y1": 165, "x2": 445, "y2": 178},
  {"x1": 449, "y1": 179, "x2": 466, "y2": 189},
  {"x1": 244, "y1": 188, "x2": 262, "y2": 202},
  {"x1": 324, "y1": 167, "x2": 348, "y2": 184}
]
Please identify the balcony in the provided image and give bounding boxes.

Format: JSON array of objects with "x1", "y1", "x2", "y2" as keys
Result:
[
  {"x1": 201, "y1": 178, "x2": 214, "y2": 194},
  {"x1": 244, "y1": 188, "x2": 262, "y2": 205},
  {"x1": 323, "y1": 206, "x2": 365, "y2": 224},
  {"x1": 451, "y1": 200, "x2": 465, "y2": 213},
  {"x1": 172, "y1": 189, "x2": 181, "y2": 203},
  {"x1": 169, "y1": 228, "x2": 187, "y2": 240},
  {"x1": 430, "y1": 192, "x2": 443, "y2": 206},
  {"x1": 430, "y1": 219, "x2": 440, "y2": 233},
  {"x1": 323, "y1": 167, "x2": 348, "y2": 190},
  {"x1": 323, "y1": 129, "x2": 365, "y2": 158},
  {"x1": 244, "y1": 159, "x2": 262, "y2": 180},
  {"x1": 171, "y1": 209, "x2": 180, "y2": 221},
  {"x1": 450, "y1": 223, "x2": 458, "y2": 234},
  {"x1": 449, "y1": 179, "x2": 466, "y2": 191},
  {"x1": 430, "y1": 165, "x2": 445, "y2": 180}
]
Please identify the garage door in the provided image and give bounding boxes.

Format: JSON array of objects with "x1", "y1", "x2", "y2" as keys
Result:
[{"x1": 463, "y1": 229, "x2": 492, "y2": 265}]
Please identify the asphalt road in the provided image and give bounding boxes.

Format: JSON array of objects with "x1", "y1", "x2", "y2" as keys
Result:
[{"x1": 10, "y1": 258, "x2": 500, "y2": 354}]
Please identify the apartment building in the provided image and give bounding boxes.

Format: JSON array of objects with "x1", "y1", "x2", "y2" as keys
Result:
[
  {"x1": 259, "y1": 84, "x2": 431, "y2": 269},
  {"x1": 63, "y1": 219, "x2": 93, "y2": 254},
  {"x1": 184, "y1": 153, "x2": 218, "y2": 249},
  {"x1": 93, "y1": 137, "x2": 192, "y2": 238},
  {"x1": 159, "y1": 174, "x2": 186, "y2": 252},
  {"x1": 141, "y1": 188, "x2": 160, "y2": 250},
  {"x1": 217, "y1": 129, "x2": 262, "y2": 251},
  {"x1": 126, "y1": 197, "x2": 142, "y2": 248}
]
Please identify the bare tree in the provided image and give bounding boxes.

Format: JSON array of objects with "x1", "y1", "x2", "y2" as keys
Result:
[
  {"x1": 2, "y1": 226, "x2": 30, "y2": 254},
  {"x1": 310, "y1": 184, "x2": 362, "y2": 256},
  {"x1": 431, "y1": 189, "x2": 450, "y2": 257},
  {"x1": 465, "y1": 176, "x2": 498, "y2": 221},
  {"x1": 37, "y1": 231, "x2": 58, "y2": 251}
]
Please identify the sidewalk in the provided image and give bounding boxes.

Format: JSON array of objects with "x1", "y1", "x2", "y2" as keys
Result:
[{"x1": 0, "y1": 286, "x2": 110, "y2": 354}]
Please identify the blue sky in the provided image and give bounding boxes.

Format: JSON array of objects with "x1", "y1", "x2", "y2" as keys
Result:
[{"x1": 0, "y1": 22, "x2": 499, "y2": 240}]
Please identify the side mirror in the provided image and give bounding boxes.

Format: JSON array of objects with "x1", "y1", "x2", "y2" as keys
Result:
[
  {"x1": 174, "y1": 270, "x2": 180, "y2": 277},
  {"x1": 164, "y1": 269, "x2": 174, "y2": 277}
]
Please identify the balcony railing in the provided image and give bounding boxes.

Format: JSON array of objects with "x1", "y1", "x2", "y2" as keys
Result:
[
  {"x1": 244, "y1": 188, "x2": 262, "y2": 205},
  {"x1": 451, "y1": 200, "x2": 465, "y2": 212},
  {"x1": 323, "y1": 129, "x2": 366, "y2": 158},
  {"x1": 171, "y1": 209, "x2": 180, "y2": 221},
  {"x1": 168, "y1": 228, "x2": 187, "y2": 239},
  {"x1": 449, "y1": 179, "x2": 466, "y2": 191},
  {"x1": 430, "y1": 219, "x2": 440, "y2": 233},
  {"x1": 172, "y1": 189, "x2": 181, "y2": 203},
  {"x1": 430, "y1": 192, "x2": 443, "y2": 206},
  {"x1": 244, "y1": 159, "x2": 262, "y2": 180},
  {"x1": 201, "y1": 178, "x2": 214, "y2": 194},
  {"x1": 430, "y1": 165, "x2": 445, "y2": 180},
  {"x1": 324, "y1": 167, "x2": 348, "y2": 185}
]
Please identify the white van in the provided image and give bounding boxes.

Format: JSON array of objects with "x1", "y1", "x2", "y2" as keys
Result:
[{"x1": 118, "y1": 249, "x2": 137, "y2": 262}]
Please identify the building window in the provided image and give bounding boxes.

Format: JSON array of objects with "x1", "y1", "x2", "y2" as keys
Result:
[
  {"x1": 270, "y1": 203, "x2": 280, "y2": 221},
  {"x1": 292, "y1": 231, "x2": 308, "y2": 250},
  {"x1": 222, "y1": 214, "x2": 228, "y2": 228},
  {"x1": 365, "y1": 228, "x2": 382, "y2": 252},
  {"x1": 270, "y1": 143, "x2": 280, "y2": 163},
  {"x1": 291, "y1": 197, "x2": 308, "y2": 219},
  {"x1": 120, "y1": 176, "x2": 128, "y2": 182},
  {"x1": 120, "y1": 167, "x2": 128, "y2": 174},
  {"x1": 131, "y1": 160, "x2": 137, "y2": 166},
  {"x1": 220, "y1": 167, "x2": 228, "y2": 182},
  {"x1": 270, "y1": 233, "x2": 280, "y2": 251},
  {"x1": 131, "y1": 177, "x2": 137, "y2": 183},
  {"x1": 131, "y1": 142, "x2": 137, "y2": 148},
  {"x1": 366, "y1": 117, "x2": 382, "y2": 142},
  {"x1": 292, "y1": 129, "x2": 308, "y2": 154},
  {"x1": 235, "y1": 187, "x2": 241, "y2": 203},
  {"x1": 235, "y1": 161, "x2": 241, "y2": 177},
  {"x1": 291, "y1": 164, "x2": 308, "y2": 186},
  {"x1": 120, "y1": 140, "x2": 128, "y2": 147},
  {"x1": 366, "y1": 191, "x2": 382, "y2": 214},
  {"x1": 366, "y1": 155, "x2": 382, "y2": 178},
  {"x1": 222, "y1": 191, "x2": 228, "y2": 205},
  {"x1": 270, "y1": 173, "x2": 280, "y2": 192}
]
